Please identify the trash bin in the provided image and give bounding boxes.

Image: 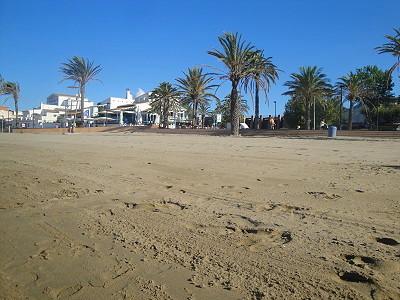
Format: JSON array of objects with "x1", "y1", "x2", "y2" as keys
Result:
[{"x1": 328, "y1": 126, "x2": 337, "y2": 138}]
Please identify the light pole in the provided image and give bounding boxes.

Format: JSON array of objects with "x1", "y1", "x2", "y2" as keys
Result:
[
  {"x1": 64, "y1": 100, "x2": 68, "y2": 128},
  {"x1": 32, "y1": 107, "x2": 35, "y2": 128},
  {"x1": 313, "y1": 96, "x2": 316, "y2": 130},
  {"x1": 339, "y1": 86, "x2": 343, "y2": 130},
  {"x1": 376, "y1": 101, "x2": 379, "y2": 131},
  {"x1": 8, "y1": 109, "x2": 10, "y2": 133},
  {"x1": 274, "y1": 101, "x2": 277, "y2": 118}
]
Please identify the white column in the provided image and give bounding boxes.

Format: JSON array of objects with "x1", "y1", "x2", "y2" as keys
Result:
[{"x1": 119, "y1": 111, "x2": 123, "y2": 125}]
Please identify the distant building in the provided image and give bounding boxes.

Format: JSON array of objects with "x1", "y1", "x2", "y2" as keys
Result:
[
  {"x1": 19, "y1": 88, "x2": 189, "y2": 128},
  {"x1": 21, "y1": 93, "x2": 97, "y2": 128},
  {"x1": 98, "y1": 88, "x2": 188, "y2": 127},
  {"x1": 0, "y1": 106, "x2": 22, "y2": 128}
]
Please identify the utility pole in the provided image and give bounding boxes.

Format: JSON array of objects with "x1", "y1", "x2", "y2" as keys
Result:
[
  {"x1": 274, "y1": 101, "x2": 277, "y2": 118},
  {"x1": 8, "y1": 110, "x2": 10, "y2": 133},
  {"x1": 376, "y1": 100, "x2": 379, "y2": 131},
  {"x1": 339, "y1": 86, "x2": 343, "y2": 130},
  {"x1": 313, "y1": 97, "x2": 316, "y2": 130},
  {"x1": 64, "y1": 100, "x2": 68, "y2": 128}
]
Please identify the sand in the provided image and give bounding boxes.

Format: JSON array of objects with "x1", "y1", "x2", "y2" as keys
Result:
[{"x1": 0, "y1": 132, "x2": 399, "y2": 300}]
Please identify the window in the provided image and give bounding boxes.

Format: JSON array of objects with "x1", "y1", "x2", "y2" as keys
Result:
[{"x1": 170, "y1": 112, "x2": 174, "y2": 116}]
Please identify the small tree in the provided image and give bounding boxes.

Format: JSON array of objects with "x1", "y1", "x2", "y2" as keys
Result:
[
  {"x1": 283, "y1": 66, "x2": 331, "y2": 130},
  {"x1": 149, "y1": 82, "x2": 181, "y2": 128},
  {"x1": 243, "y1": 50, "x2": 279, "y2": 129},
  {"x1": 337, "y1": 72, "x2": 363, "y2": 130},
  {"x1": 176, "y1": 67, "x2": 218, "y2": 127},
  {"x1": 1, "y1": 80, "x2": 20, "y2": 127}
]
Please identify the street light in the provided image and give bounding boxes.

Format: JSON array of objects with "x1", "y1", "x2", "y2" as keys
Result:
[
  {"x1": 8, "y1": 109, "x2": 11, "y2": 133},
  {"x1": 313, "y1": 96, "x2": 316, "y2": 130},
  {"x1": 339, "y1": 86, "x2": 343, "y2": 130},
  {"x1": 273, "y1": 101, "x2": 277, "y2": 118}
]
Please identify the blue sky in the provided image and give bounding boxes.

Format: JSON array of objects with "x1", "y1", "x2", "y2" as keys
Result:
[{"x1": 0, "y1": 0, "x2": 399, "y2": 115}]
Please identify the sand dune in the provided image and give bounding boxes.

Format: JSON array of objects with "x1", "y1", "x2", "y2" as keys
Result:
[{"x1": 0, "y1": 133, "x2": 399, "y2": 299}]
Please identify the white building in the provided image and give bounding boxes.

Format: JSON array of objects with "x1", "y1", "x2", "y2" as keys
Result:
[
  {"x1": 46, "y1": 93, "x2": 94, "y2": 109},
  {"x1": 21, "y1": 93, "x2": 97, "y2": 128},
  {"x1": 98, "y1": 88, "x2": 188, "y2": 127},
  {"x1": 0, "y1": 106, "x2": 22, "y2": 130}
]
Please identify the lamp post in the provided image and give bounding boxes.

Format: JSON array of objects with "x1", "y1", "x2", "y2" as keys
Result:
[
  {"x1": 64, "y1": 100, "x2": 68, "y2": 128},
  {"x1": 376, "y1": 101, "x2": 379, "y2": 131},
  {"x1": 274, "y1": 101, "x2": 277, "y2": 118},
  {"x1": 313, "y1": 96, "x2": 316, "y2": 130},
  {"x1": 339, "y1": 86, "x2": 343, "y2": 130},
  {"x1": 32, "y1": 107, "x2": 35, "y2": 128},
  {"x1": 8, "y1": 109, "x2": 10, "y2": 133}
]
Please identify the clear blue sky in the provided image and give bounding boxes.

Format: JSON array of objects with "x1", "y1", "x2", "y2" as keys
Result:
[{"x1": 0, "y1": 0, "x2": 399, "y2": 115}]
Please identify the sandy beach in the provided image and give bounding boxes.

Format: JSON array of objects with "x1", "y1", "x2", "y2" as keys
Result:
[{"x1": 0, "y1": 132, "x2": 399, "y2": 299}]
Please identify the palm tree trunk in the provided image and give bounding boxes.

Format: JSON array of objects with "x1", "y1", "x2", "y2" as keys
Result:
[
  {"x1": 163, "y1": 100, "x2": 169, "y2": 128},
  {"x1": 193, "y1": 101, "x2": 198, "y2": 127},
  {"x1": 348, "y1": 99, "x2": 353, "y2": 130},
  {"x1": 14, "y1": 97, "x2": 19, "y2": 128},
  {"x1": 80, "y1": 85, "x2": 85, "y2": 127},
  {"x1": 230, "y1": 82, "x2": 240, "y2": 136},
  {"x1": 306, "y1": 100, "x2": 311, "y2": 130},
  {"x1": 254, "y1": 81, "x2": 260, "y2": 130}
]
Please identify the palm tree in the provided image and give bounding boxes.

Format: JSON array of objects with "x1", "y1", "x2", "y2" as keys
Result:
[
  {"x1": 283, "y1": 66, "x2": 331, "y2": 130},
  {"x1": 60, "y1": 56, "x2": 102, "y2": 126},
  {"x1": 337, "y1": 72, "x2": 363, "y2": 130},
  {"x1": 243, "y1": 50, "x2": 279, "y2": 129},
  {"x1": 176, "y1": 67, "x2": 218, "y2": 128},
  {"x1": 376, "y1": 28, "x2": 400, "y2": 80},
  {"x1": 149, "y1": 82, "x2": 181, "y2": 128},
  {"x1": 198, "y1": 102, "x2": 210, "y2": 128},
  {"x1": 208, "y1": 32, "x2": 257, "y2": 136},
  {"x1": 215, "y1": 94, "x2": 249, "y2": 126},
  {"x1": 1, "y1": 81, "x2": 20, "y2": 127}
]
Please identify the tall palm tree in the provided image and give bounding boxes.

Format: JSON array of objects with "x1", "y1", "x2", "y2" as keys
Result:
[
  {"x1": 283, "y1": 66, "x2": 331, "y2": 130},
  {"x1": 149, "y1": 82, "x2": 181, "y2": 128},
  {"x1": 243, "y1": 50, "x2": 279, "y2": 129},
  {"x1": 60, "y1": 56, "x2": 102, "y2": 126},
  {"x1": 208, "y1": 32, "x2": 257, "y2": 136},
  {"x1": 1, "y1": 81, "x2": 20, "y2": 127},
  {"x1": 176, "y1": 67, "x2": 218, "y2": 127},
  {"x1": 337, "y1": 72, "x2": 363, "y2": 130},
  {"x1": 376, "y1": 28, "x2": 400, "y2": 80}
]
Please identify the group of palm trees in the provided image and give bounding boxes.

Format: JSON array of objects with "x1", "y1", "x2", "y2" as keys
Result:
[
  {"x1": 2, "y1": 27, "x2": 399, "y2": 135},
  {"x1": 148, "y1": 33, "x2": 279, "y2": 135},
  {"x1": 150, "y1": 27, "x2": 399, "y2": 135},
  {"x1": 285, "y1": 28, "x2": 400, "y2": 131}
]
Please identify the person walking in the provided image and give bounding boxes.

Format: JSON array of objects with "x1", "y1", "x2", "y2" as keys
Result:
[{"x1": 269, "y1": 116, "x2": 275, "y2": 130}]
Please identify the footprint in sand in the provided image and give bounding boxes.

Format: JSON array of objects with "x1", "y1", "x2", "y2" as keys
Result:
[
  {"x1": 338, "y1": 271, "x2": 372, "y2": 283},
  {"x1": 344, "y1": 254, "x2": 381, "y2": 268},
  {"x1": 376, "y1": 237, "x2": 399, "y2": 246}
]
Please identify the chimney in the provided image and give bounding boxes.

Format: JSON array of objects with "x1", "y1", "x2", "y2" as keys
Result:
[{"x1": 126, "y1": 88, "x2": 133, "y2": 100}]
